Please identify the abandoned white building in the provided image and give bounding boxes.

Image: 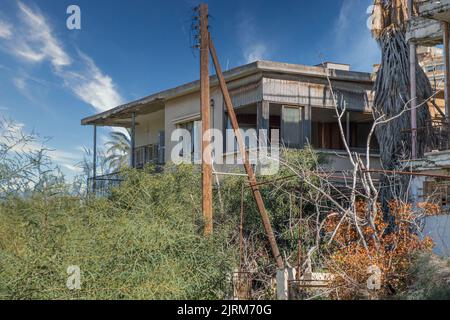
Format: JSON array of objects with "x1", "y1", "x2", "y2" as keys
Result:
[{"x1": 81, "y1": 60, "x2": 381, "y2": 184}]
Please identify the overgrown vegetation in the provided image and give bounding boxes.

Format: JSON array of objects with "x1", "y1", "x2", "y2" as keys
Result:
[
  {"x1": 402, "y1": 254, "x2": 450, "y2": 300},
  {"x1": 0, "y1": 166, "x2": 236, "y2": 300},
  {"x1": 1, "y1": 117, "x2": 448, "y2": 300},
  {"x1": 326, "y1": 201, "x2": 435, "y2": 300}
]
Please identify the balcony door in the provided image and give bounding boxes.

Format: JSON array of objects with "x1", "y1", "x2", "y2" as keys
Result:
[{"x1": 281, "y1": 106, "x2": 304, "y2": 149}]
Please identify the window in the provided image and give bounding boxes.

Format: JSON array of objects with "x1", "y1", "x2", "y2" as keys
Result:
[{"x1": 178, "y1": 120, "x2": 201, "y2": 162}]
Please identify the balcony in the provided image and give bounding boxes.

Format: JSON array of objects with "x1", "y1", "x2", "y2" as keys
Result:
[
  {"x1": 134, "y1": 144, "x2": 164, "y2": 169},
  {"x1": 88, "y1": 172, "x2": 124, "y2": 197},
  {"x1": 403, "y1": 119, "x2": 450, "y2": 157},
  {"x1": 88, "y1": 144, "x2": 165, "y2": 196}
]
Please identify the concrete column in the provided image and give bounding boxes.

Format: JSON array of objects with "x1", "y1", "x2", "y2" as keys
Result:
[
  {"x1": 276, "y1": 268, "x2": 289, "y2": 300},
  {"x1": 303, "y1": 105, "x2": 312, "y2": 147},
  {"x1": 346, "y1": 111, "x2": 351, "y2": 147},
  {"x1": 444, "y1": 22, "x2": 450, "y2": 122},
  {"x1": 131, "y1": 112, "x2": 136, "y2": 168},
  {"x1": 257, "y1": 101, "x2": 270, "y2": 146}
]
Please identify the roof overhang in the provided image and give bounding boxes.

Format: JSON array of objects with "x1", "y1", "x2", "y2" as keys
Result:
[{"x1": 81, "y1": 60, "x2": 373, "y2": 127}]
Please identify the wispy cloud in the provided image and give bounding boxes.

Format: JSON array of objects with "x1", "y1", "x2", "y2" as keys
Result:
[
  {"x1": 244, "y1": 43, "x2": 269, "y2": 64},
  {"x1": 237, "y1": 15, "x2": 271, "y2": 64},
  {"x1": 12, "y1": 77, "x2": 41, "y2": 104},
  {"x1": 62, "y1": 51, "x2": 123, "y2": 112},
  {"x1": 0, "y1": 20, "x2": 12, "y2": 39},
  {"x1": 0, "y1": 1, "x2": 123, "y2": 112},
  {"x1": 14, "y1": 1, "x2": 71, "y2": 67},
  {"x1": 327, "y1": 0, "x2": 379, "y2": 72}
]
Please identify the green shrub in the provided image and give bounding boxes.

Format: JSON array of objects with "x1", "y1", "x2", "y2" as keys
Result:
[
  {"x1": 0, "y1": 148, "x2": 321, "y2": 300},
  {"x1": 0, "y1": 165, "x2": 236, "y2": 300}
]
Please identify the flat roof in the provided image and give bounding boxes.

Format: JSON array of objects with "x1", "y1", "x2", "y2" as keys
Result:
[{"x1": 81, "y1": 60, "x2": 373, "y2": 126}]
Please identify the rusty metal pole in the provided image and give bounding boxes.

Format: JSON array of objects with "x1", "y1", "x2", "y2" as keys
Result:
[
  {"x1": 209, "y1": 35, "x2": 284, "y2": 269},
  {"x1": 131, "y1": 112, "x2": 136, "y2": 168},
  {"x1": 92, "y1": 124, "x2": 97, "y2": 194},
  {"x1": 200, "y1": 4, "x2": 213, "y2": 236},
  {"x1": 444, "y1": 21, "x2": 450, "y2": 123},
  {"x1": 408, "y1": 0, "x2": 417, "y2": 159},
  {"x1": 240, "y1": 183, "x2": 245, "y2": 271},
  {"x1": 297, "y1": 195, "x2": 303, "y2": 281}
]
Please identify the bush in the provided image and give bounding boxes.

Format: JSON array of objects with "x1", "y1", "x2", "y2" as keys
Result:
[
  {"x1": 401, "y1": 254, "x2": 450, "y2": 300},
  {"x1": 0, "y1": 165, "x2": 236, "y2": 300}
]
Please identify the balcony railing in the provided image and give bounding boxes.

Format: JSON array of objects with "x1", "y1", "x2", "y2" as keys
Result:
[
  {"x1": 88, "y1": 144, "x2": 165, "y2": 196},
  {"x1": 88, "y1": 172, "x2": 124, "y2": 197},
  {"x1": 134, "y1": 144, "x2": 164, "y2": 168},
  {"x1": 403, "y1": 119, "x2": 450, "y2": 157}
]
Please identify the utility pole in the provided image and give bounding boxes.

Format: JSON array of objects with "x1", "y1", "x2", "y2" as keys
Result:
[
  {"x1": 408, "y1": 0, "x2": 417, "y2": 159},
  {"x1": 209, "y1": 35, "x2": 284, "y2": 270},
  {"x1": 199, "y1": 4, "x2": 213, "y2": 236}
]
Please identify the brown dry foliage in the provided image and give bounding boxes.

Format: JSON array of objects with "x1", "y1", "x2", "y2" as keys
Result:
[{"x1": 325, "y1": 201, "x2": 435, "y2": 300}]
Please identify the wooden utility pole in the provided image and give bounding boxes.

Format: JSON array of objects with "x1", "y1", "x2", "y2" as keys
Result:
[
  {"x1": 199, "y1": 4, "x2": 213, "y2": 236},
  {"x1": 209, "y1": 35, "x2": 285, "y2": 269}
]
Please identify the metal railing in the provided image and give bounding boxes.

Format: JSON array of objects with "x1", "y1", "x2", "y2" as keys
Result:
[
  {"x1": 88, "y1": 172, "x2": 123, "y2": 197},
  {"x1": 403, "y1": 119, "x2": 450, "y2": 157},
  {"x1": 134, "y1": 144, "x2": 164, "y2": 168}
]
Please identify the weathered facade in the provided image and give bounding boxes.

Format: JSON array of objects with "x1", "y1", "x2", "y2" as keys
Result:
[
  {"x1": 81, "y1": 60, "x2": 380, "y2": 172},
  {"x1": 407, "y1": 0, "x2": 450, "y2": 256}
]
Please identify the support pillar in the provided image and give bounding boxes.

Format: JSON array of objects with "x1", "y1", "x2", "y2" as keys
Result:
[
  {"x1": 346, "y1": 111, "x2": 351, "y2": 147},
  {"x1": 131, "y1": 112, "x2": 136, "y2": 168},
  {"x1": 409, "y1": 0, "x2": 417, "y2": 159},
  {"x1": 444, "y1": 21, "x2": 450, "y2": 122},
  {"x1": 92, "y1": 125, "x2": 97, "y2": 194},
  {"x1": 303, "y1": 105, "x2": 311, "y2": 147},
  {"x1": 257, "y1": 101, "x2": 270, "y2": 146}
]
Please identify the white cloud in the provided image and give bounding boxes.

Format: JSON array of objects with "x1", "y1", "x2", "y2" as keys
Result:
[
  {"x1": 0, "y1": 2, "x2": 123, "y2": 113},
  {"x1": 65, "y1": 52, "x2": 123, "y2": 112},
  {"x1": 327, "y1": 0, "x2": 380, "y2": 72},
  {"x1": 237, "y1": 15, "x2": 271, "y2": 64},
  {"x1": 0, "y1": 20, "x2": 12, "y2": 39},
  {"x1": 15, "y1": 1, "x2": 71, "y2": 67},
  {"x1": 13, "y1": 77, "x2": 25, "y2": 90},
  {"x1": 13, "y1": 77, "x2": 35, "y2": 102},
  {"x1": 244, "y1": 43, "x2": 269, "y2": 64}
]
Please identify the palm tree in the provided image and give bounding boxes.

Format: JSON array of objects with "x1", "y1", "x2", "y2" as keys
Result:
[
  {"x1": 104, "y1": 131, "x2": 131, "y2": 172},
  {"x1": 371, "y1": 0, "x2": 432, "y2": 206}
]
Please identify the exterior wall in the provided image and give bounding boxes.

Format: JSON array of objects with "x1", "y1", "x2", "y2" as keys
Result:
[
  {"x1": 133, "y1": 72, "x2": 377, "y2": 173},
  {"x1": 262, "y1": 77, "x2": 372, "y2": 113},
  {"x1": 319, "y1": 150, "x2": 382, "y2": 172},
  {"x1": 423, "y1": 215, "x2": 450, "y2": 256},
  {"x1": 135, "y1": 109, "x2": 165, "y2": 147},
  {"x1": 410, "y1": 151, "x2": 450, "y2": 257},
  {"x1": 164, "y1": 86, "x2": 224, "y2": 162}
]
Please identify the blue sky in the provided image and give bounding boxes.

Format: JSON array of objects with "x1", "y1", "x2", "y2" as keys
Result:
[{"x1": 0, "y1": 0, "x2": 379, "y2": 179}]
